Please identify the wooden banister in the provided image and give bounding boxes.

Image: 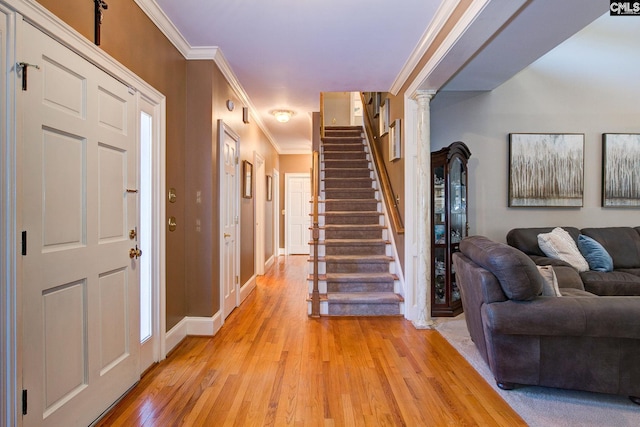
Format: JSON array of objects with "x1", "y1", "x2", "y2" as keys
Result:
[
  {"x1": 360, "y1": 93, "x2": 404, "y2": 234},
  {"x1": 310, "y1": 150, "x2": 320, "y2": 317}
]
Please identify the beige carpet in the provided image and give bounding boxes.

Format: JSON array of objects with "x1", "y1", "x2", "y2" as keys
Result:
[{"x1": 436, "y1": 317, "x2": 640, "y2": 427}]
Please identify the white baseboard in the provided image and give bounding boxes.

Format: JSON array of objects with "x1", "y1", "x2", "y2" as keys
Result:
[
  {"x1": 278, "y1": 248, "x2": 285, "y2": 256},
  {"x1": 265, "y1": 254, "x2": 275, "y2": 270},
  {"x1": 240, "y1": 274, "x2": 257, "y2": 303},
  {"x1": 165, "y1": 312, "x2": 223, "y2": 354}
]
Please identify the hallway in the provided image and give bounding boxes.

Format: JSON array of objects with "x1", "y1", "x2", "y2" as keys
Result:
[{"x1": 96, "y1": 255, "x2": 524, "y2": 426}]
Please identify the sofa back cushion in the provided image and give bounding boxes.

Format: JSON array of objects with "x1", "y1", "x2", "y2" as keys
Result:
[
  {"x1": 581, "y1": 227, "x2": 640, "y2": 269},
  {"x1": 506, "y1": 227, "x2": 581, "y2": 257},
  {"x1": 460, "y1": 236, "x2": 543, "y2": 301}
]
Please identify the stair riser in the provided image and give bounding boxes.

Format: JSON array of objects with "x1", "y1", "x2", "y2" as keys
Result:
[
  {"x1": 326, "y1": 262, "x2": 389, "y2": 274},
  {"x1": 323, "y1": 179, "x2": 372, "y2": 189},
  {"x1": 325, "y1": 245, "x2": 386, "y2": 256},
  {"x1": 324, "y1": 230, "x2": 383, "y2": 239},
  {"x1": 328, "y1": 303, "x2": 401, "y2": 316},
  {"x1": 323, "y1": 160, "x2": 370, "y2": 169},
  {"x1": 322, "y1": 151, "x2": 369, "y2": 162},
  {"x1": 324, "y1": 131, "x2": 363, "y2": 138},
  {"x1": 323, "y1": 144, "x2": 364, "y2": 152},
  {"x1": 323, "y1": 169, "x2": 370, "y2": 179},
  {"x1": 324, "y1": 215, "x2": 381, "y2": 225},
  {"x1": 327, "y1": 282, "x2": 394, "y2": 292},
  {"x1": 325, "y1": 201, "x2": 378, "y2": 211},
  {"x1": 325, "y1": 190, "x2": 376, "y2": 199},
  {"x1": 322, "y1": 140, "x2": 364, "y2": 148}
]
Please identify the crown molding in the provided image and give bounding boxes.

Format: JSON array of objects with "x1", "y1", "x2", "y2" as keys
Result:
[
  {"x1": 134, "y1": 0, "x2": 281, "y2": 153},
  {"x1": 389, "y1": 0, "x2": 461, "y2": 95}
]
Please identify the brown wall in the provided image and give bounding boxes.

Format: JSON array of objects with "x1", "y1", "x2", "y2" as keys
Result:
[
  {"x1": 278, "y1": 154, "x2": 312, "y2": 249},
  {"x1": 36, "y1": 0, "x2": 278, "y2": 328}
]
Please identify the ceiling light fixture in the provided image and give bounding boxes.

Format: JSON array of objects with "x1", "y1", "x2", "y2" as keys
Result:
[{"x1": 272, "y1": 110, "x2": 294, "y2": 123}]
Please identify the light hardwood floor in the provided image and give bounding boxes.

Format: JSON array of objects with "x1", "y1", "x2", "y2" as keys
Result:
[{"x1": 96, "y1": 255, "x2": 525, "y2": 426}]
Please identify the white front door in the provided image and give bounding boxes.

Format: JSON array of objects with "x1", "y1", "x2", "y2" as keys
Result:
[
  {"x1": 21, "y1": 23, "x2": 139, "y2": 426},
  {"x1": 286, "y1": 174, "x2": 311, "y2": 255},
  {"x1": 219, "y1": 121, "x2": 240, "y2": 318}
]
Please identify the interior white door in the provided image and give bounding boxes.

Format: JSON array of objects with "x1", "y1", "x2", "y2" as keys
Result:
[
  {"x1": 254, "y1": 153, "x2": 265, "y2": 275},
  {"x1": 21, "y1": 23, "x2": 139, "y2": 426},
  {"x1": 286, "y1": 174, "x2": 311, "y2": 255},
  {"x1": 219, "y1": 121, "x2": 240, "y2": 318}
]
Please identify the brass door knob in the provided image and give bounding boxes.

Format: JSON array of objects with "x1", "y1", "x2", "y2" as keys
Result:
[
  {"x1": 129, "y1": 245, "x2": 142, "y2": 259},
  {"x1": 224, "y1": 233, "x2": 231, "y2": 238}
]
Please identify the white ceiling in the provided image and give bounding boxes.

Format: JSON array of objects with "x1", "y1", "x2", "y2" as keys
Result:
[{"x1": 138, "y1": 0, "x2": 609, "y2": 153}]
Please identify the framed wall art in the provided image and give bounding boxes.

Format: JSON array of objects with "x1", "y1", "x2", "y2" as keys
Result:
[
  {"x1": 379, "y1": 97, "x2": 389, "y2": 136},
  {"x1": 389, "y1": 119, "x2": 401, "y2": 161},
  {"x1": 509, "y1": 133, "x2": 584, "y2": 207},
  {"x1": 602, "y1": 133, "x2": 640, "y2": 207},
  {"x1": 242, "y1": 160, "x2": 253, "y2": 198}
]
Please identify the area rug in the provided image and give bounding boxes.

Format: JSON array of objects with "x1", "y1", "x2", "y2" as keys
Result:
[{"x1": 435, "y1": 317, "x2": 640, "y2": 427}]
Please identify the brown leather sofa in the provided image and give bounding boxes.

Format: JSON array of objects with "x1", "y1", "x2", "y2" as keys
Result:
[
  {"x1": 506, "y1": 226, "x2": 640, "y2": 296},
  {"x1": 452, "y1": 235, "x2": 640, "y2": 403}
]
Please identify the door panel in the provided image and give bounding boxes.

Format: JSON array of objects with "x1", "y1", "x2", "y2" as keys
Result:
[{"x1": 21, "y1": 23, "x2": 139, "y2": 426}]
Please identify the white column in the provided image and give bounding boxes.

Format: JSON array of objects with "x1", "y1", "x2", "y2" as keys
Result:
[{"x1": 413, "y1": 90, "x2": 436, "y2": 329}]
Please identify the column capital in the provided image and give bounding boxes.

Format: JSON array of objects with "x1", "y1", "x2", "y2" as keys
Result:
[{"x1": 412, "y1": 89, "x2": 437, "y2": 102}]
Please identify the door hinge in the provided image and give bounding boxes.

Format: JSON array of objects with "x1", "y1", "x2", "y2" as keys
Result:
[
  {"x1": 235, "y1": 156, "x2": 239, "y2": 165},
  {"x1": 21, "y1": 231, "x2": 27, "y2": 256},
  {"x1": 236, "y1": 275, "x2": 239, "y2": 284},
  {"x1": 22, "y1": 389, "x2": 27, "y2": 415}
]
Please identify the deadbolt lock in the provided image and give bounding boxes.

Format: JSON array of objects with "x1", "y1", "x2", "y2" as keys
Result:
[
  {"x1": 129, "y1": 228, "x2": 137, "y2": 240},
  {"x1": 129, "y1": 245, "x2": 142, "y2": 259}
]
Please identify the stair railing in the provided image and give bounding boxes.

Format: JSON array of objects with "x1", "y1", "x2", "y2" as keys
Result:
[
  {"x1": 319, "y1": 92, "x2": 326, "y2": 139},
  {"x1": 360, "y1": 93, "x2": 405, "y2": 234},
  {"x1": 310, "y1": 149, "x2": 321, "y2": 317}
]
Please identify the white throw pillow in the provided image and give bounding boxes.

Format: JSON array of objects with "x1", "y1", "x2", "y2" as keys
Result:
[
  {"x1": 537, "y1": 227, "x2": 589, "y2": 273},
  {"x1": 536, "y1": 265, "x2": 562, "y2": 297}
]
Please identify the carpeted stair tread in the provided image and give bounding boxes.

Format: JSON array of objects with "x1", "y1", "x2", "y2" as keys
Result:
[
  {"x1": 308, "y1": 273, "x2": 397, "y2": 282},
  {"x1": 322, "y1": 255, "x2": 393, "y2": 263},
  {"x1": 327, "y1": 292, "x2": 404, "y2": 304},
  {"x1": 320, "y1": 224, "x2": 385, "y2": 230},
  {"x1": 323, "y1": 238, "x2": 388, "y2": 245}
]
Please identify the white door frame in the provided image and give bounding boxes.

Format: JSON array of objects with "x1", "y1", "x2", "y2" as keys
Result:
[
  {"x1": 137, "y1": 92, "x2": 166, "y2": 371},
  {"x1": 218, "y1": 120, "x2": 240, "y2": 321},
  {"x1": 1, "y1": 1, "x2": 167, "y2": 423},
  {"x1": 254, "y1": 152, "x2": 265, "y2": 275},
  {"x1": 1, "y1": 5, "x2": 18, "y2": 427},
  {"x1": 272, "y1": 169, "x2": 280, "y2": 258},
  {"x1": 285, "y1": 173, "x2": 311, "y2": 255}
]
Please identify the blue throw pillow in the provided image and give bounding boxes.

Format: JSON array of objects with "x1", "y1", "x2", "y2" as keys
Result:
[{"x1": 577, "y1": 234, "x2": 614, "y2": 272}]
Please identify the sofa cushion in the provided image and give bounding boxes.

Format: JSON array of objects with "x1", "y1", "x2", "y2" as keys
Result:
[
  {"x1": 536, "y1": 266, "x2": 562, "y2": 296},
  {"x1": 460, "y1": 236, "x2": 542, "y2": 301},
  {"x1": 580, "y1": 270, "x2": 640, "y2": 296},
  {"x1": 506, "y1": 227, "x2": 580, "y2": 257},
  {"x1": 537, "y1": 227, "x2": 589, "y2": 272},
  {"x1": 581, "y1": 227, "x2": 640, "y2": 269},
  {"x1": 577, "y1": 234, "x2": 613, "y2": 272}
]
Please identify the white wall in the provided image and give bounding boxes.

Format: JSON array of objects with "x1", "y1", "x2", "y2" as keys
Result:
[{"x1": 430, "y1": 14, "x2": 640, "y2": 243}]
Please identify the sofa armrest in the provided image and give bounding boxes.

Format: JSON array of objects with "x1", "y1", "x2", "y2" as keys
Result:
[{"x1": 482, "y1": 297, "x2": 640, "y2": 339}]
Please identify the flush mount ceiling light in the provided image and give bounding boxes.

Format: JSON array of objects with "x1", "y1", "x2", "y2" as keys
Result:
[{"x1": 272, "y1": 110, "x2": 294, "y2": 123}]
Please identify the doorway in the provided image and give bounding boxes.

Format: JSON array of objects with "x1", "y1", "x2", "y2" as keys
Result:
[
  {"x1": 254, "y1": 152, "x2": 266, "y2": 275},
  {"x1": 285, "y1": 173, "x2": 311, "y2": 255},
  {"x1": 219, "y1": 121, "x2": 240, "y2": 320}
]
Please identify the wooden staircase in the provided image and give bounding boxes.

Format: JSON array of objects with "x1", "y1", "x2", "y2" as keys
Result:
[{"x1": 308, "y1": 126, "x2": 404, "y2": 316}]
